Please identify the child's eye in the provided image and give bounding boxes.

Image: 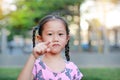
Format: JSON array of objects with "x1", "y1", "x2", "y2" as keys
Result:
[
  {"x1": 59, "y1": 33, "x2": 64, "y2": 36},
  {"x1": 48, "y1": 33, "x2": 52, "y2": 36}
]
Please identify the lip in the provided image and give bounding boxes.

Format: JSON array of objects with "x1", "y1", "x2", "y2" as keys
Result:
[{"x1": 52, "y1": 44, "x2": 60, "y2": 47}]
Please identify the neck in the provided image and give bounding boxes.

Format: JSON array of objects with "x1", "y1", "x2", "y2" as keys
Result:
[{"x1": 43, "y1": 52, "x2": 63, "y2": 62}]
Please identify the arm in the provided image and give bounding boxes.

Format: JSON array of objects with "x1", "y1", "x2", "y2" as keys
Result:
[
  {"x1": 17, "y1": 54, "x2": 35, "y2": 80},
  {"x1": 17, "y1": 41, "x2": 50, "y2": 80}
]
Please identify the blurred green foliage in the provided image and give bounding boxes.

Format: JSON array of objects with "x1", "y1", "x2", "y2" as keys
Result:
[{"x1": 4, "y1": 0, "x2": 84, "y2": 40}]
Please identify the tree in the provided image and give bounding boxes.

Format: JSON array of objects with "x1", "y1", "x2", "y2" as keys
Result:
[{"x1": 7, "y1": 0, "x2": 84, "y2": 41}]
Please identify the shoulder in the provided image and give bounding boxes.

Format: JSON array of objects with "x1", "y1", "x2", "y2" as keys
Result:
[
  {"x1": 66, "y1": 61, "x2": 83, "y2": 79},
  {"x1": 34, "y1": 58, "x2": 41, "y2": 65},
  {"x1": 34, "y1": 58, "x2": 44, "y2": 67},
  {"x1": 65, "y1": 61, "x2": 78, "y2": 69},
  {"x1": 34, "y1": 58, "x2": 46, "y2": 70}
]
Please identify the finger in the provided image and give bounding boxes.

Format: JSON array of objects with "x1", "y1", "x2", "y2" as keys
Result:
[
  {"x1": 34, "y1": 42, "x2": 50, "y2": 54},
  {"x1": 44, "y1": 41, "x2": 50, "y2": 46},
  {"x1": 40, "y1": 48, "x2": 44, "y2": 54},
  {"x1": 47, "y1": 41, "x2": 52, "y2": 48},
  {"x1": 46, "y1": 48, "x2": 51, "y2": 53},
  {"x1": 34, "y1": 47, "x2": 41, "y2": 55},
  {"x1": 33, "y1": 48, "x2": 41, "y2": 58}
]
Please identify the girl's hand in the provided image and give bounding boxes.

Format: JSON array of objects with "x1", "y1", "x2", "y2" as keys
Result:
[{"x1": 33, "y1": 41, "x2": 51, "y2": 59}]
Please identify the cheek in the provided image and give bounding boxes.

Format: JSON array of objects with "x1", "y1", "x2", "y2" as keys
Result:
[
  {"x1": 60, "y1": 35, "x2": 69, "y2": 42},
  {"x1": 43, "y1": 37, "x2": 52, "y2": 42},
  {"x1": 61, "y1": 39, "x2": 68, "y2": 45}
]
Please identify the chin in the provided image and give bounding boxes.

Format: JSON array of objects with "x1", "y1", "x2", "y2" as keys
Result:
[{"x1": 51, "y1": 49, "x2": 61, "y2": 54}]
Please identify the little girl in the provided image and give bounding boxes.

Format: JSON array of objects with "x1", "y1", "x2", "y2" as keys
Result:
[{"x1": 18, "y1": 15, "x2": 83, "y2": 80}]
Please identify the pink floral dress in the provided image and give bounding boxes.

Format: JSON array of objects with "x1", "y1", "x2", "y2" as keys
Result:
[{"x1": 32, "y1": 59, "x2": 83, "y2": 80}]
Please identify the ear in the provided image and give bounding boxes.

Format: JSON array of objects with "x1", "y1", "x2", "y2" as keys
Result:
[{"x1": 36, "y1": 35, "x2": 43, "y2": 42}]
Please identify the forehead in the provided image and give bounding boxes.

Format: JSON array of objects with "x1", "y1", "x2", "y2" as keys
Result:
[{"x1": 43, "y1": 20, "x2": 66, "y2": 31}]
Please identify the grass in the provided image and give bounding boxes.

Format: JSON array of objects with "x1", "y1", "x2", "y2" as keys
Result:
[
  {"x1": 0, "y1": 68, "x2": 120, "y2": 80},
  {"x1": 81, "y1": 68, "x2": 120, "y2": 80},
  {"x1": 0, "y1": 68, "x2": 21, "y2": 80}
]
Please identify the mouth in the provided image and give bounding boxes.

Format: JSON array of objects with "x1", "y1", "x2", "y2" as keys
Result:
[{"x1": 52, "y1": 44, "x2": 60, "y2": 47}]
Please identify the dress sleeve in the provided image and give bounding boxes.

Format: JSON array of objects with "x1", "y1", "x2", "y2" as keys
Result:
[
  {"x1": 71, "y1": 62, "x2": 83, "y2": 80},
  {"x1": 75, "y1": 68, "x2": 83, "y2": 80},
  {"x1": 32, "y1": 59, "x2": 40, "y2": 77}
]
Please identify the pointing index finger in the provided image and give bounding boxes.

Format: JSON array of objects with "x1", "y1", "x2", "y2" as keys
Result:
[{"x1": 44, "y1": 41, "x2": 50, "y2": 46}]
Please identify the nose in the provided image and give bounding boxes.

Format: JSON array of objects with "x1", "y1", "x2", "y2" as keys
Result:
[{"x1": 53, "y1": 34, "x2": 59, "y2": 42}]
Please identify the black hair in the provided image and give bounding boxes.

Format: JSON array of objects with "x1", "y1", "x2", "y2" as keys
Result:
[{"x1": 32, "y1": 15, "x2": 70, "y2": 61}]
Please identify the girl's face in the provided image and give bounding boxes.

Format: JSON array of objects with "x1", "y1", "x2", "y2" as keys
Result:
[{"x1": 40, "y1": 20, "x2": 69, "y2": 54}]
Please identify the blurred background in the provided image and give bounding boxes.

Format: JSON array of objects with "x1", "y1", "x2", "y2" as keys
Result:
[{"x1": 0, "y1": 0, "x2": 120, "y2": 80}]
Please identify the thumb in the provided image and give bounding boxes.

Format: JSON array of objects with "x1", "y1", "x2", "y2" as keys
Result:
[
  {"x1": 44, "y1": 41, "x2": 50, "y2": 46},
  {"x1": 46, "y1": 48, "x2": 51, "y2": 53}
]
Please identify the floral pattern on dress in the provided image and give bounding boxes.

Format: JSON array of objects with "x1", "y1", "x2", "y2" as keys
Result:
[{"x1": 32, "y1": 59, "x2": 83, "y2": 80}]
